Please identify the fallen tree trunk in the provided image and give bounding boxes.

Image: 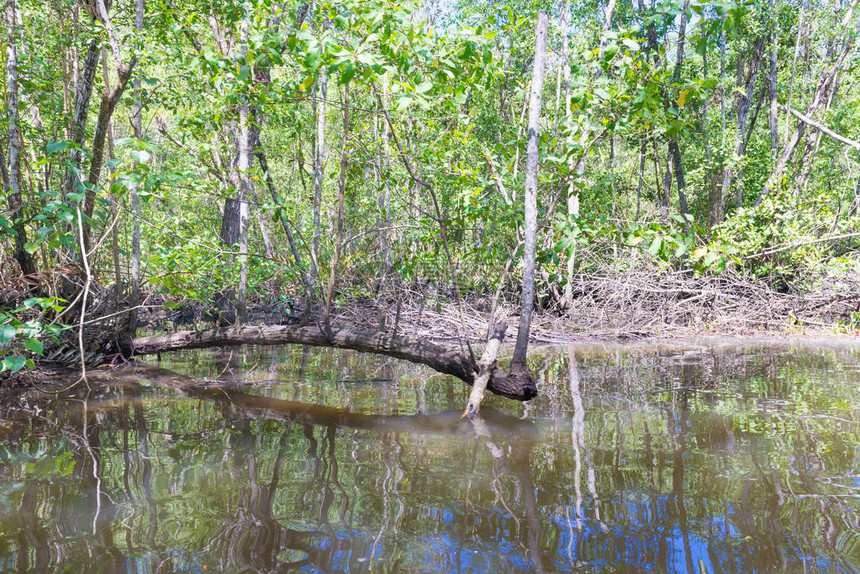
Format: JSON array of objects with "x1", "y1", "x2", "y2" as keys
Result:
[{"x1": 130, "y1": 324, "x2": 538, "y2": 401}]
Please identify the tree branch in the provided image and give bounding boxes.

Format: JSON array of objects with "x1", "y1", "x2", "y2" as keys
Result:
[{"x1": 779, "y1": 104, "x2": 860, "y2": 151}]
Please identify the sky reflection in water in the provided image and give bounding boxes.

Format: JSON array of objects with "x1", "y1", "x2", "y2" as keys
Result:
[{"x1": 0, "y1": 338, "x2": 858, "y2": 572}]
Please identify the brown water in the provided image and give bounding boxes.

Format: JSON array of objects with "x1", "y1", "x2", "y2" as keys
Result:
[{"x1": 0, "y1": 338, "x2": 858, "y2": 573}]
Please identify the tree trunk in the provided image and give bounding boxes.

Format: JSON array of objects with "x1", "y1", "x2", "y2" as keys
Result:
[
  {"x1": 235, "y1": 18, "x2": 252, "y2": 325},
  {"x1": 721, "y1": 37, "x2": 764, "y2": 210},
  {"x1": 309, "y1": 68, "x2": 328, "y2": 316},
  {"x1": 5, "y1": 0, "x2": 37, "y2": 276},
  {"x1": 768, "y1": 3, "x2": 779, "y2": 160},
  {"x1": 668, "y1": 0, "x2": 691, "y2": 219},
  {"x1": 323, "y1": 83, "x2": 350, "y2": 331},
  {"x1": 219, "y1": 189, "x2": 242, "y2": 246},
  {"x1": 784, "y1": 2, "x2": 806, "y2": 148},
  {"x1": 128, "y1": 0, "x2": 144, "y2": 337},
  {"x1": 257, "y1": 147, "x2": 308, "y2": 283},
  {"x1": 375, "y1": 75, "x2": 392, "y2": 293},
  {"x1": 561, "y1": 0, "x2": 577, "y2": 307},
  {"x1": 83, "y1": 62, "x2": 136, "y2": 250},
  {"x1": 596, "y1": 0, "x2": 617, "y2": 63},
  {"x1": 720, "y1": 15, "x2": 727, "y2": 148},
  {"x1": 130, "y1": 324, "x2": 538, "y2": 401},
  {"x1": 636, "y1": 141, "x2": 645, "y2": 221},
  {"x1": 511, "y1": 10, "x2": 548, "y2": 373},
  {"x1": 82, "y1": 0, "x2": 138, "y2": 251},
  {"x1": 703, "y1": 35, "x2": 720, "y2": 226},
  {"x1": 64, "y1": 39, "x2": 99, "y2": 202}
]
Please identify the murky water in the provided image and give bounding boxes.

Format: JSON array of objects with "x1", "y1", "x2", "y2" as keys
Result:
[{"x1": 1, "y1": 338, "x2": 858, "y2": 573}]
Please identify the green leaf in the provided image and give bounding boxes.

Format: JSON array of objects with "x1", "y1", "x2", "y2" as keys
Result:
[
  {"x1": 554, "y1": 237, "x2": 571, "y2": 253},
  {"x1": 594, "y1": 87, "x2": 611, "y2": 100},
  {"x1": 648, "y1": 236, "x2": 663, "y2": 255},
  {"x1": 622, "y1": 39, "x2": 640, "y2": 52},
  {"x1": 603, "y1": 43, "x2": 619, "y2": 60},
  {"x1": 24, "y1": 339, "x2": 44, "y2": 356},
  {"x1": 415, "y1": 80, "x2": 433, "y2": 94},
  {"x1": 0, "y1": 325, "x2": 16, "y2": 345},
  {"x1": 46, "y1": 141, "x2": 69, "y2": 154},
  {"x1": 2, "y1": 355, "x2": 27, "y2": 373},
  {"x1": 24, "y1": 242, "x2": 39, "y2": 255},
  {"x1": 131, "y1": 149, "x2": 152, "y2": 163},
  {"x1": 340, "y1": 63, "x2": 355, "y2": 84},
  {"x1": 299, "y1": 75, "x2": 315, "y2": 91}
]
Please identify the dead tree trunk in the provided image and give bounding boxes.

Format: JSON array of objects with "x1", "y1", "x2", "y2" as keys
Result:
[
  {"x1": 130, "y1": 324, "x2": 538, "y2": 401},
  {"x1": 510, "y1": 10, "x2": 548, "y2": 381}
]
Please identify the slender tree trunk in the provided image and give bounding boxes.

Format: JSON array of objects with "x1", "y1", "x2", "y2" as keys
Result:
[
  {"x1": 721, "y1": 37, "x2": 764, "y2": 210},
  {"x1": 561, "y1": 0, "x2": 578, "y2": 307},
  {"x1": 84, "y1": 64, "x2": 136, "y2": 221},
  {"x1": 768, "y1": 5, "x2": 780, "y2": 161},
  {"x1": 667, "y1": 0, "x2": 690, "y2": 219},
  {"x1": 5, "y1": 0, "x2": 37, "y2": 275},
  {"x1": 323, "y1": 84, "x2": 350, "y2": 332},
  {"x1": 661, "y1": 146, "x2": 673, "y2": 223},
  {"x1": 703, "y1": 35, "x2": 720, "y2": 226},
  {"x1": 720, "y1": 15, "x2": 727, "y2": 147},
  {"x1": 636, "y1": 141, "x2": 645, "y2": 221},
  {"x1": 64, "y1": 39, "x2": 99, "y2": 201},
  {"x1": 375, "y1": 75, "x2": 392, "y2": 293},
  {"x1": 597, "y1": 0, "x2": 617, "y2": 62},
  {"x1": 309, "y1": 68, "x2": 328, "y2": 317},
  {"x1": 82, "y1": 0, "x2": 138, "y2": 251},
  {"x1": 216, "y1": 130, "x2": 241, "y2": 247},
  {"x1": 257, "y1": 147, "x2": 308, "y2": 282},
  {"x1": 99, "y1": 50, "x2": 122, "y2": 302},
  {"x1": 129, "y1": 0, "x2": 144, "y2": 337},
  {"x1": 235, "y1": 18, "x2": 252, "y2": 325},
  {"x1": 253, "y1": 190, "x2": 274, "y2": 258},
  {"x1": 511, "y1": 10, "x2": 548, "y2": 370},
  {"x1": 785, "y1": 2, "x2": 806, "y2": 148}
]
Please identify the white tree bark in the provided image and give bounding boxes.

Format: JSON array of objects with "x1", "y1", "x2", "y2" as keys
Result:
[{"x1": 512, "y1": 10, "x2": 548, "y2": 367}]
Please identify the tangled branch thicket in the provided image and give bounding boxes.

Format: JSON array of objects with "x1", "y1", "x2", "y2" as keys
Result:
[
  {"x1": 335, "y1": 254, "x2": 860, "y2": 348},
  {"x1": 560, "y1": 264, "x2": 860, "y2": 336}
]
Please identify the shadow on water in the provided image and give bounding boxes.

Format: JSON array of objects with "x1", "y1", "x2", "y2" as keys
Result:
[{"x1": 0, "y1": 338, "x2": 858, "y2": 572}]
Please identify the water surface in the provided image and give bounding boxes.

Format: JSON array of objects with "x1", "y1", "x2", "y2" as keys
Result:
[{"x1": 1, "y1": 338, "x2": 858, "y2": 572}]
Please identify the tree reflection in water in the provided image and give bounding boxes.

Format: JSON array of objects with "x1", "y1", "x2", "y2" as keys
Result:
[{"x1": 0, "y1": 341, "x2": 858, "y2": 572}]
